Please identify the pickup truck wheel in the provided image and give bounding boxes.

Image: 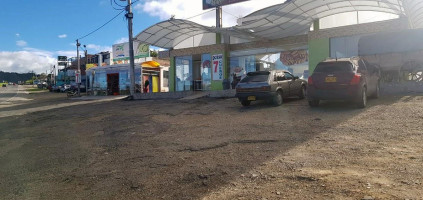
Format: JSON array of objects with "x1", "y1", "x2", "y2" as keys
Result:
[
  {"x1": 299, "y1": 85, "x2": 306, "y2": 99},
  {"x1": 273, "y1": 91, "x2": 283, "y2": 106},
  {"x1": 241, "y1": 100, "x2": 251, "y2": 107},
  {"x1": 357, "y1": 87, "x2": 367, "y2": 108}
]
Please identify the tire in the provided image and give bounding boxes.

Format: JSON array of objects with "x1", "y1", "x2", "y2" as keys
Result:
[
  {"x1": 241, "y1": 100, "x2": 251, "y2": 107},
  {"x1": 308, "y1": 100, "x2": 319, "y2": 107},
  {"x1": 370, "y1": 82, "x2": 380, "y2": 99},
  {"x1": 273, "y1": 91, "x2": 283, "y2": 106},
  {"x1": 299, "y1": 85, "x2": 306, "y2": 99},
  {"x1": 357, "y1": 87, "x2": 367, "y2": 108}
]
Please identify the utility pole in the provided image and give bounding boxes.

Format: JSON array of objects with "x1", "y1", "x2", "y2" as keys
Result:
[
  {"x1": 123, "y1": 0, "x2": 136, "y2": 97},
  {"x1": 85, "y1": 47, "x2": 88, "y2": 95},
  {"x1": 76, "y1": 39, "x2": 81, "y2": 96}
]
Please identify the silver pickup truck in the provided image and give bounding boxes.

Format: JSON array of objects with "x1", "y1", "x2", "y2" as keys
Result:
[{"x1": 235, "y1": 70, "x2": 307, "y2": 106}]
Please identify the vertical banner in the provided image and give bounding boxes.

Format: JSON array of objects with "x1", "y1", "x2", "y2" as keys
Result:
[{"x1": 212, "y1": 54, "x2": 223, "y2": 81}]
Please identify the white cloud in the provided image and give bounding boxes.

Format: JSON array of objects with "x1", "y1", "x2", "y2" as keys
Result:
[
  {"x1": 114, "y1": 37, "x2": 129, "y2": 44},
  {"x1": 16, "y1": 40, "x2": 27, "y2": 47},
  {"x1": 135, "y1": 0, "x2": 285, "y2": 27},
  {"x1": 58, "y1": 34, "x2": 68, "y2": 38},
  {"x1": 16, "y1": 33, "x2": 20, "y2": 37},
  {"x1": 56, "y1": 50, "x2": 76, "y2": 58},
  {"x1": 0, "y1": 50, "x2": 56, "y2": 74},
  {"x1": 85, "y1": 44, "x2": 112, "y2": 52}
]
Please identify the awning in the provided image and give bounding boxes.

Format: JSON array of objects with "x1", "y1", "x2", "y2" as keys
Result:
[
  {"x1": 141, "y1": 61, "x2": 160, "y2": 68},
  {"x1": 403, "y1": 0, "x2": 423, "y2": 28},
  {"x1": 135, "y1": 0, "x2": 408, "y2": 49},
  {"x1": 134, "y1": 19, "x2": 216, "y2": 49}
]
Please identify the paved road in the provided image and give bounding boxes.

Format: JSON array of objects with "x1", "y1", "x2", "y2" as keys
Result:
[{"x1": 0, "y1": 85, "x2": 23, "y2": 105}]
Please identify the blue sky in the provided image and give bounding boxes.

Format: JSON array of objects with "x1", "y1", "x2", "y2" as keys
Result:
[{"x1": 0, "y1": 0, "x2": 284, "y2": 74}]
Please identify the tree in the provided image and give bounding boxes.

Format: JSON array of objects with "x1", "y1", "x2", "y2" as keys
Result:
[{"x1": 150, "y1": 50, "x2": 158, "y2": 57}]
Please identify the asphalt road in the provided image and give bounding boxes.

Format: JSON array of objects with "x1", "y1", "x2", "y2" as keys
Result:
[{"x1": 0, "y1": 85, "x2": 22, "y2": 105}]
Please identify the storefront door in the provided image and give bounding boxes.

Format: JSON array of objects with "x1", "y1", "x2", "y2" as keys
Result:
[{"x1": 175, "y1": 56, "x2": 192, "y2": 91}]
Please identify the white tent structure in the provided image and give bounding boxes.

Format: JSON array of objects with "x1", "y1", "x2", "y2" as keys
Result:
[{"x1": 134, "y1": 0, "x2": 422, "y2": 49}]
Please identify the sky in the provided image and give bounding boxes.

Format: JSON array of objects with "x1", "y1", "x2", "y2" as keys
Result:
[{"x1": 0, "y1": 0, "x2": 286, "y2": 74}]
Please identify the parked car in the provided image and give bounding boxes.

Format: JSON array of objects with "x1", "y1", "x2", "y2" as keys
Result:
[
  {"x1": 307, "y1": 57, "x2": 380, "y2": 108},
  {"x1": 235, "y1": 70, "x2": 307, "y2": 106}
]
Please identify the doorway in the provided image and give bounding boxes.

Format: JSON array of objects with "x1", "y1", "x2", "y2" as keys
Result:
[{"x1": 107, "y1": 73, "x2": 119, "y2": 95}]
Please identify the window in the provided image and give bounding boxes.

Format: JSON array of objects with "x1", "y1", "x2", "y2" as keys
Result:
[
  {"x1": 284, "y1": 72, "x2": 294, "y2": 80},
  {"x1": 315, "y1": 62, "x2": 353, "y2": 72},
  {"x1": 241, "y1": 73, "x2": 269, "y2": 83}
]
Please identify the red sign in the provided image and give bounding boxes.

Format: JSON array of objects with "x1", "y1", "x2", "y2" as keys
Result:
[{"x1": 203, "y1": 0, "x2": 250, "y2": 10}]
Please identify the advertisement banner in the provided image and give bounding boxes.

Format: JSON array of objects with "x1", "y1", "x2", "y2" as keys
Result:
[
  {"x1": 212, "y1": 54, "x2": 223, "y2": 81},
  {"x1": 280, "y1": 50, "x2": 308, "y2": 66},
  {"x1": 112, "y1": 42, "x2": 150, "y2": 62},
  {"x1": 203, "y1": 0, "x2": 249, "y2": 10}
]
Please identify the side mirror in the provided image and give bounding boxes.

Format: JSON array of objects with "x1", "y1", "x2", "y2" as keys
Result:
[{"x1": 294, "y1": 76, "x2": 299, "y2": 80}]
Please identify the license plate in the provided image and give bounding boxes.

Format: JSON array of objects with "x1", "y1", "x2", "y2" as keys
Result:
[
  {"x1": 325, "y1": 77, "x2": 337, "y2": 82},
  {"x1": 247, "y1": 96, "x2": 256, "y2": 101}
]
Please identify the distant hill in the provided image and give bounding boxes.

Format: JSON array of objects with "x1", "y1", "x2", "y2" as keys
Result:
[{"x1": 0, "y1": 71, "x2": 35, "y2": 83}]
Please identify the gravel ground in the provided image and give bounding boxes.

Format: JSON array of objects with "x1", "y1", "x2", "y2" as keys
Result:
[{"x1": 0, "y1": 91, "x2": 422, "y2": 200}]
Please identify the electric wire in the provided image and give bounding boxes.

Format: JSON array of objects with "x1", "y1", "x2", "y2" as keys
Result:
[
  {"x1": 110, "y1": 0, "x2": 125, "y2": 10},
  {"x1": 77, "y1": 10, "x2": 125, "y2": 40},
  {"x1": 222, "y1": 8, "x2": 240, "y2": 19},
  {"x1": 185, "y1": 8, "x2": 216, "y2": 20},
  {"x1": 114, "y1": 0, "x2": 126, "y2": 7}
]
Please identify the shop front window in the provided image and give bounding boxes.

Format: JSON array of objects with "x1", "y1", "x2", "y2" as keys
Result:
[
  {"x1": 201, "y1": 54, "x2": 212, "y2": 91},
  {"x1": 175, "y1": 56, "x2": 192, "y2": 91},
  {"x1": 230, "y1": 49, "x2": 309, "y2": 88}
]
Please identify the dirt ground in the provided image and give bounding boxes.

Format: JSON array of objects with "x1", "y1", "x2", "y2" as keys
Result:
[{"x1": 0, "y1": 89, "x2": 422, "y2": 200}]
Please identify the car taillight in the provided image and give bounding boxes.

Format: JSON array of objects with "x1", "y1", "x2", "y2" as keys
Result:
[
  {"x1": 308, "y1": 77, "x2": 313, "y2": 85},
  {"x1": 350, "y1": 74, "x2": 361, "y2": 85}
]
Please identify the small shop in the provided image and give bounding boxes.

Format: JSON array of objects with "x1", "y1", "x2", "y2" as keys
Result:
[{"x1": 86, "y1": 61, "x2": 169, "y2": 95}]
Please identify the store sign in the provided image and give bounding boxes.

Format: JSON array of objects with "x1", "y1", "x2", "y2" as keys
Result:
[
  {"x1": 212, "y1": 54, "x2": 223, "y2": 81},
  {"x1": 203, "y1": 0, "x2": 249, "y2": 10}
]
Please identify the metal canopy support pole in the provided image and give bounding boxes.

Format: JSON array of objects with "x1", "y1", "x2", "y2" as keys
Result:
[
  {"x1": 125, "y1": 0, "x2": 136, "y2": 97},
  {"x1": 216, "y1": 6, "x2": 222, "y2": 44}
]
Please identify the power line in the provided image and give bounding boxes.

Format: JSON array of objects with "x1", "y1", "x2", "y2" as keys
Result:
[
  {"x1": 222, "y1": 8, "x2": 240, "y2": 19},
  {"x1": 110, "y1": 0, "x2": 125, "y2": 10},
  {"x1": 77, "y1": 10, "x2": 125, "y2": 40},
  {"x1": 185, "y1": 8, "x2": 216, "y2": 20}
]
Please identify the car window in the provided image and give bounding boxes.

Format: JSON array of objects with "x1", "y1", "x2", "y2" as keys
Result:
[
  {"x1": 276, "y1": 72, "x2": 285, "y2": 81},
  {"x1": 284, "y1": 72, "x2": 293, "y2": 80},
  {"x1": 314, "y1": 61, "x2": 354, "y2": 72},
  {"x1": 240, "y1": 74, "x2": 269, "y2": 83}
]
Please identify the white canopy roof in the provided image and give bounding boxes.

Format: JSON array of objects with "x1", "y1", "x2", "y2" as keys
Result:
[
  {"x1": 135, "y1": 0, "x2": 409, "y2": 49},
  {"x1": 403, "y1": 0, "x2": 423, "y2": 28}
]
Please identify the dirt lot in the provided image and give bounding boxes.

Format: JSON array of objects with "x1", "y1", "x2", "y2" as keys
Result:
[{"x1": 0, "y1": 90, "x2": 422, "y2": 200}]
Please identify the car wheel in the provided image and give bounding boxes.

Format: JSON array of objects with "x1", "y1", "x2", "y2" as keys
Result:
[
  {"x1": 241, "y1": 100, "x2": 251, "y2": 107},
  {"x1": 308, "y1": 100, "x2": 319, "y2": 107},
  {"x1": 371, "y1": 83, "x2": 380, "y2": 99},
  {"x1": 299, "y1": 85, "x2": 306, "y2": 99},
  {"x1": 273, "y1": 91, "x2": 283, "y2": 106},
  {"x1": 357, "y1": 87, "x2": 367, "y2": 108}
]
